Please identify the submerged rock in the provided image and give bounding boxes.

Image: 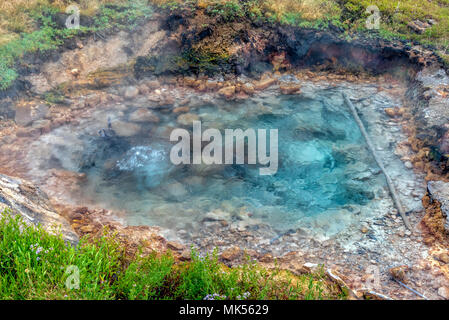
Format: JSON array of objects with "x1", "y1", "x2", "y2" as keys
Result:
[
  {"x1": 164, "y1": 182, "x2": 188, "y2": 199},
  {"x1": 173, "y1": 106, "x2": 190, "y2": 114},
  {"x1": 280, "y1": 83, "x2": 301, "y2": 95},
  {"x1": 203, "y1": 209, "x2": 231, "y2": 222},
  {"x1": 177, "y1": 113, "x2": 199, "y2": 126},
  {"x1": 167, "y1": 241, "x2": 186, "y2": 251},
  {"x1": 124, "y1": 86, "x2": 139, "y2": 100},
  {"x1": 128, "y1": 108, "x2": 160, "y2": 123},
  {"x1": 110, "y1": 120, "x2": 141, "y2": 137},
  {"x1": 0, "y1": 174, "x2": 78, "y2": 244}
]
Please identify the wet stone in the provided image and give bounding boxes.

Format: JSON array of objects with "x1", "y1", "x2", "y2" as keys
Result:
[
  {"x1": 110, "y1": 120, "x2": 141, "y2": 137},
  {"x1": 124, "y1": 86, "x2": 139, "y2": 99},
  {"x1": 128, "y1": 108, "x2": 160, "y2": 123}
]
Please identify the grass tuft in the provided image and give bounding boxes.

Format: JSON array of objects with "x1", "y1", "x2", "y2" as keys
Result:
[{"x1": 0, "y1": 209, "x2": 343, "y2": 300}]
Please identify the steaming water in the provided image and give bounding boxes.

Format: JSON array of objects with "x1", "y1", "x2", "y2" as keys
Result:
[{"x1": 25, "y1": 84, "x2": 422, "y2": 241}]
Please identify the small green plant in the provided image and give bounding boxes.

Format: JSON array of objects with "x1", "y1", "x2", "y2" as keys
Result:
[
  {"x1": 205, "y1": 0, "x2": 246, "y2": 22},
  {"x1": 0, "y1": 209, "x2": 123, "y2": 299},
  {"x1": 43, "y1": 90, "x2": 67, "y2": 105},
  {"x1": 115, "y1": 251, "x2": 174, "y2": 300}
]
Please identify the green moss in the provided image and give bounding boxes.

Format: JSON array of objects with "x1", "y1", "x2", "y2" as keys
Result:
[
  {"x1": 134, "y1": 47, "x2": 232, "y2": 77},
  {"x1": 43, "y1": 90, "x2": 67, "y2": 105},
  {"x1": 181, "y1": 48, "x2": 231, "y2": 74}
]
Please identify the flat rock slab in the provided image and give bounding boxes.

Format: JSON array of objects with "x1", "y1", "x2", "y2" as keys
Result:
[{"x1": 0, "y1": 174, "x2": 78, "y2": 244}]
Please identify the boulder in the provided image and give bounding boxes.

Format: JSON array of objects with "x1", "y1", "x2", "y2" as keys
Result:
[
  {"x1": 280, "y1": 84, "x2": 301, "y2": 95},
  {"x1": 436, "y1": 252, "x2": 449, "y2": 264},
  {"x1": 205, "y1": 80, "x2": 219, "y2": 90},
  {"x1": 179, "y1": 97, "x2": 191, "y2": 106},
  {"x1": 220, "y1": 246, "x2": 242, "y2": 261},
  {"x1": 254, "y1": 78, "x2": 277, "y2": 91},
  {"x1": 0, "y1": 174, "x2": 78, "y2": 244},
  {"x1": 241, "y1": 83, "x2": 255, "y2": 95},
  {"x1": 158, "y1": 95, "x2": 175, "y2": 107},
  {"x1": 407, "y1": 20, "x2": 431, "y2": 34},
  {"x1": 218, "y1": 86, "x2": 235, "y2": 99}
]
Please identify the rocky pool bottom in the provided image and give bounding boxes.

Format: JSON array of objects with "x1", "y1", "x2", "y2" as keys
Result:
[
  {"x1": 25, "y1": 79, "x2": 423, "y2": 239},
  {"x1": 1, "y1": 73, "x2": 448, "y2": 299}
]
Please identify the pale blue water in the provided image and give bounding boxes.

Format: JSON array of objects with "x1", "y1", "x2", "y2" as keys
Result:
[{"x1": 76, "y1": 92, "x2": 384, "y2": 235}]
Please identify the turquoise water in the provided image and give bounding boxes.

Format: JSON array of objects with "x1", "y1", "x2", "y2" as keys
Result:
[{"x1": 75, "y1": 92, "x2": 385, "y2": 236}]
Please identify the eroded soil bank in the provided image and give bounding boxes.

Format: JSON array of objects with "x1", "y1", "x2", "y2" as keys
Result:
[{"x1": 1, "y1": 7, "x2": 449, "y2": 299}]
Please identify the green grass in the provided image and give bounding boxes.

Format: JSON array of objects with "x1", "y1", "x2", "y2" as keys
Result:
[
  {"x1": 0, "y1": 0, "x2": 153, "y2": 91},
  {"x1": 0, "y1": 209, "x2": 123, "y2": 299},
  {"x1": 0, "y1": 209, "x2": 343, "y2": 300},
  {"x1": 341, "y1": 0, "x2": 449, "y2": 46}
]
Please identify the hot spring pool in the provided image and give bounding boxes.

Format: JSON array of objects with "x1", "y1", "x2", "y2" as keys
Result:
[{"x1": 24, "y1": 82, "x2": 422, "y2": 243}]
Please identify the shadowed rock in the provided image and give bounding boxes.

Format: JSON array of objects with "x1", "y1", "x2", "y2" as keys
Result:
[
  {"x1": 427, "y1": 180, "x2": 449, "y2": 233},
  {"x1": 0, "y1": 174, "x2": 78, "y2": 245}
]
